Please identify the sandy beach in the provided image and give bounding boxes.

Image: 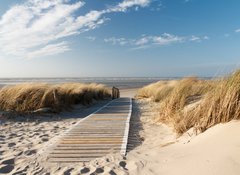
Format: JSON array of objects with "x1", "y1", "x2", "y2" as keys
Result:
[
  {"x1": 126, "y1": 99, "x2": 240, "y2": 175},
  {"x1": 1, "y1": 87, "x2": 240, "y2": 174},
  {"x1": 1, "y1": 0, "x2": 239, "y2": 174}
]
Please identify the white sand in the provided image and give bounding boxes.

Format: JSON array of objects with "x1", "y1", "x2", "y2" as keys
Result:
[
  {"x1": 126, "y1": 99, "x2": 240, "y2": 175},
  {"x1": 1, "y1": 90, "x2": 240, "y2": 175},
  {"x1": 0, "y1": 100, "x2": 127, "y2": 174},
  {"x1": 120, "y1": 88, "x2": 138, "y2": 98}
]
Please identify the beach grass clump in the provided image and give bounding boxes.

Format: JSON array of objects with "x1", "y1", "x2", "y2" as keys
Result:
[
  {"x1": 157, "y1": 77, "x2": 213, "y2": 132},
  {"x1": 136, "y1": 77, "x2": 214, "y2": 134},
  {"x1": 0, "y1": 83, "x2": 111, "y2": 113},
  {"x1": 137, "y1": 70, "x2": 240, "y2": 135},
  {"x1": 189, "y1": 70, "x2": 240, "y2": 132},
  {"x1": 136, "y1": 80, "x2": 177, "y2": 102}
]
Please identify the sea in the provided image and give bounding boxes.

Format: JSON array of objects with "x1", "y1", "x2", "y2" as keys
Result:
[{"x1": 0, "y1": 77, "x2": 181, "y2": 89}]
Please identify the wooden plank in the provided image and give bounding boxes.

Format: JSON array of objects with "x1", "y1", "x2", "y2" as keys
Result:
[
  {"x1": 49, "y1": 154, "x2": 106, "y2": 158},
  {"x1": 62, "y1": 137, "x2": 124, "y2": 140},
  {"x1": 62, "y1": 136, "x2": 124, "y2": 139},
  {"x1": 47, "y1": 97, "x2": 132, "y2": 163},
  {"x1": 64, "y1": 134, "x2": 124, "y2": 136},
  {"x1": 55, "y1": 145, "x2": 122, "y2": 148},
  {"x1": 50, "y1": 150, "x2": 118, "y2": 154},
  {"x1": 48, "y1": 158, "x2": 94, "y2": 162},
  {"x1": 60, "y1": 141, "x2": 124, "y2": 144}
]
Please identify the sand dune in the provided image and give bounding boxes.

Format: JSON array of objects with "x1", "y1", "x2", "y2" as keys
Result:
[
  {"x1": 126, "y1": 99, "x2": 240, "y2": 175},
  {"x1": 1, "y1": 89, "x2": 240, "y2": 174}
]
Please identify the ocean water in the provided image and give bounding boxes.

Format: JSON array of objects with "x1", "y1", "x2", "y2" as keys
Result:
[{"x1": 0, "y1": 77, "x2": 179, "y2": 89}]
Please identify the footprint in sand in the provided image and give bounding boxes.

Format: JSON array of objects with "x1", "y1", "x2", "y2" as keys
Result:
[
  {"x1": 63, "y1": 168, "x2": 74, "y2": 175},
  {"x1": 2, "y1": 157, "x2": 15, "y2": 165},
  {"x1": 8, "y1": 142, "x2": 16, "y2": 147},
  {"x1": 54, "y1": 126, "x2": 59, "y2": 129},
  {"x1": 95, "y1": 167, "x2": 104, "y2": 174},
  {"x1": 9, "y1": 133, "x2": 17, "y2": 137},
  {"x1": 41, "y1": 137, "x2": 49, "y2": 142},
  {"x1": 109, "y1": 170, "x2": 117, "y2": 175},
  {"x1": 119, "y1": 161, "x2": 127, "y2": 169},
  {"x1": 0, "y1": 165, "x2": 14, "y2": 174},
  {"x1": 0, "y1": 135, "x2": 5, "y2": 141},
  {"x1": 24, "y1": 149, "x2": 37, "y2": 156},
  {"x1": 80, "y1": 167, "x2": 90, "y2": 174}
]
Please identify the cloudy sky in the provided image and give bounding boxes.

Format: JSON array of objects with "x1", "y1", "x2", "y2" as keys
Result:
[{"x1": 0, "y1": 0, "x2": 240, "y2": 77}]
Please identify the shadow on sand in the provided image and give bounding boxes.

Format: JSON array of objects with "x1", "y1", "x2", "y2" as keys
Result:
[{"x1": 127, "y1": 99, "x2": 144, "y2": 152}]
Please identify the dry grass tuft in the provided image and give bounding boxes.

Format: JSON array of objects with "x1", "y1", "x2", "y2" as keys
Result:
[
  {"x1": 157, "y1": 77, "x2": 213, "y2": 133},
  {"x1": 136, "y1": 80, "x2": 177, "y2": 102},
  {"x1": 0, "y1": 83, "x2": 111, "y2": 113},
  {"x1": 190, "y1": 70, "x2": 240, "y2": 132},
  {"x1": 137, "y1": 70, "x2": 240, "y2": 135},
  {"x1": 136, "y1": 77, "x2": 215, "y2": 134}
]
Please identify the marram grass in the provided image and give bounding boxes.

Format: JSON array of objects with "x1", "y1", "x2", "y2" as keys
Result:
[
  {"x1": 136, "y1": 70, "x2": 240, "y2": 135},
  {"x1": 0, "y1": 83, "x2": 111, "y2": 113}
]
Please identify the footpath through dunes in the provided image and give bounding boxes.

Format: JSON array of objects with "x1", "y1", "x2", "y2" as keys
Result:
[{"x1": 47, "y1": 97, "x2": 132, "y2": 163}]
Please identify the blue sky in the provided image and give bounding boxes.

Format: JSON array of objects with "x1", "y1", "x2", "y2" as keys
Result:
[{"x1": 0, "y1": 0, "x2": 240, "y2": 77}]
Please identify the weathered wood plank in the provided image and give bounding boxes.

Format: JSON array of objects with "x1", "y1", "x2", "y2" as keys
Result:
[
  {"x1": 47, "y1": 98, "x2": 132, "y2": 163},
  {"x1": 50, "y1": 150, "x2": 118, "y2": 154},
  {"x1": 48, "y1": 158, "x2": 94, "y2": 162},
  {"x1": 49, "y1": 154, "x2": 106, "y2": 158}
]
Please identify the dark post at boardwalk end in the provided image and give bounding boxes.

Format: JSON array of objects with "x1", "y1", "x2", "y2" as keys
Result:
[{"x1": 112, "y1": 86, "x2": 120, "y2": 99}]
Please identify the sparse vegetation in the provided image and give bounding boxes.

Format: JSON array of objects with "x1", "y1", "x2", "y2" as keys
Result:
[
  {"x1": 136, "y1": 70, "x2": 240, "y2": 135},
  {"x1": 136, "y1": 80, "x2": 177, "y2": 102},
  {"x1": 192, "y1": 70, "x2": 240, "y2": 132},
  {"x1": 0, "y1": 83, "x2": 111, "y2": 113}
]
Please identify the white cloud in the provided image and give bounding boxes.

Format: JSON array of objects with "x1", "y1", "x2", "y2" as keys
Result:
[
  {"x1": 152, "y1": 33, "x2": 184, "y2": 45},
  {"x1": 104, "y1": 37, "x2": 129, "y2": 46},
  {"x1": 235, "y1": 29, "x2": 240, "y2": 33},
  {"x1": 109, "y1": 0, "x2": 151, "y2": 12},
  {"x1": 104, "y1": 33, "x2": 209, "y2": 48},
  {"x1": 189, "y1": 35, "x2": 201, "y2": 41},
  {"x1": 26, "y1": 42, "x2": 70, "y2": 59},
  {"x1": 0, "y1": 0, "x2": 151, "y2": 59},
  {"x1": 86, "y1": 36, "x2": 96, "y2": 41},
  {"x1": 135, "y1": 37, "x2": 149, "y2": 45}
]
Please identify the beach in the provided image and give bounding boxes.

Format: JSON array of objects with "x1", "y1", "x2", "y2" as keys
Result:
[
  {"x1": 0, "y1": 86, "x2": 139, "y2": 174},
  {"x1": 126, "y1": 99, "x2": 240, "y2": 175},
  {"x1": 1, "y1": 0, "x2": 239, "y2": 174},
  {"x1": 1, "y1": 82, "x2": 240, "y2": 175}
]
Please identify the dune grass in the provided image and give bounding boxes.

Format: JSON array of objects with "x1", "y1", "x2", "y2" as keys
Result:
[
  {"x1": 0, "y1": 83, "x2": 111, "y2": 113},
  {"x1": 136, "y1": 70, "x2": 240, "y2": 135},
  {"x1": 136, "y1": 80, "x2": 177, "y2": 102},
  {"x1": 157, "y1": 77, "x2": 214, "y2": 133},
  {"x1": 191, "y1": 70, "x2": 240, "y2": 132}
]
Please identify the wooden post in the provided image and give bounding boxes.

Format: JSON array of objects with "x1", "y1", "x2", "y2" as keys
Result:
[{"x1": 112, "y1": 87, "x2": 120, "y2": 99}]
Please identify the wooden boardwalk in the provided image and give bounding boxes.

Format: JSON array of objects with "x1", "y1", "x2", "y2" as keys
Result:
[{"x1": 48, "y1": 97, "x2": 132, "y2": 163}]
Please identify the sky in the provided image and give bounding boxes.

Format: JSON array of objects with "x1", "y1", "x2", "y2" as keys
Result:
[{"x1": 0, "y1": 0, "x2": 240, "y2": 77}]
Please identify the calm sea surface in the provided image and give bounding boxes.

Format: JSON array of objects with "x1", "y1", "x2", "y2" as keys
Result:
[{"x1": 0, "y1": 77, "x2": 180, "y2": 89}]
